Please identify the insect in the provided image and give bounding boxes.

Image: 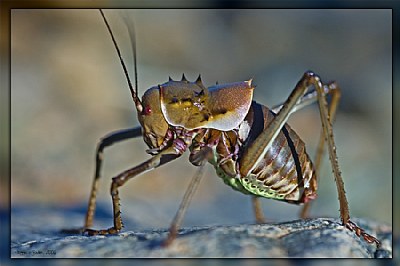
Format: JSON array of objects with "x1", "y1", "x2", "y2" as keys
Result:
[{"x1": 63, "y1": 9, "x2": 380, "y2": 248}]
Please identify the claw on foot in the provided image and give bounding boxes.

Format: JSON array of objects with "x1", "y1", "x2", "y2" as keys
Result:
[
  {"x1": 60, "y1": 228, "x2": 86, "y2": 234},
  {"x1": 61, "y1": 226, "x2": 120, "y2": 236},
  {"x1": 161, "y1": 233, "x2": 176, "y2": 247},
  {"x1": 84, "y1": 227, "x2": 120, "y2": 236},
  {"x1": 345, "y1": 220, "x2": 381, "y2": 248}
]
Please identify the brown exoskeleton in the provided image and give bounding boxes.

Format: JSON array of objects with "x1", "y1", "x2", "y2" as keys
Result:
[{"x1": 63, "y1": 10, "x2": 380, "y2": 248}]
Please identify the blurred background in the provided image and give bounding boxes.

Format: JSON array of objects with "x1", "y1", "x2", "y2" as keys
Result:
[{"x1": 11, "y1": 9, "x2": 391, "y2": 231}]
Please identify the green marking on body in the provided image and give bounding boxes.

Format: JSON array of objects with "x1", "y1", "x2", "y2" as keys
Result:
[
  {"x1": 211, "y1": 149, "x2": 286, "y2": 200},
  {"x1": 239, "y1": 176, "x2": 286, "y2": 200},
  {"x1": 214, "y1": 165, "x2": 286, "y2": 200}
]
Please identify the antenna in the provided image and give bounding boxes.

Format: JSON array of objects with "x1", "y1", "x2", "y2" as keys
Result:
[{"x1": 99, "y1": 9, "x2": 143, "y2": 113}]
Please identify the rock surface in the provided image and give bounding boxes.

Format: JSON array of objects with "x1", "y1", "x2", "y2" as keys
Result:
[{"x1": 11, "y1": 206, "x2": 392, "y2": 258}]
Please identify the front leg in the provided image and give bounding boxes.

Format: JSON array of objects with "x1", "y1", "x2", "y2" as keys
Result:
[
  {"x1": 84, "y1": 146, "x2": 183, "y2": 235},
  {"x1": 61, "y1": 127, "x2": 142, "y2": 234}
]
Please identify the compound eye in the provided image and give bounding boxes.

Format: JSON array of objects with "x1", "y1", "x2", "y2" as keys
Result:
[{"x1": 143, "y1": 105, "x2": 152, "y2": 115}]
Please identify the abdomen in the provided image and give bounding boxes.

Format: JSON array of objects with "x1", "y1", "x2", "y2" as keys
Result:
[{"x1": 238, "y1": 102, "x2": 317, "y2": 204}]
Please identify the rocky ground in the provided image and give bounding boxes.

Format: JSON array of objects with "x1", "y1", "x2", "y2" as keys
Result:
[{"x1": 10, "y1": 206, "x2": 392, "y2": 258}]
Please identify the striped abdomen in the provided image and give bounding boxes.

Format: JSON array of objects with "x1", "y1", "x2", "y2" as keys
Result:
[{"x1": 238, "y1": 101, "x2": 317, "y2": 203}]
